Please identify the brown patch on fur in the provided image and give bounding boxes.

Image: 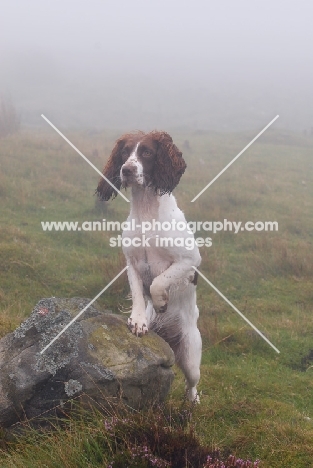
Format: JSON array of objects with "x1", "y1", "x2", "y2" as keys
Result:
[
  {"x1": 191, "y1": 270, "x2": 198, "y2": 286},
  {"x1": 95, "y1": 132, "x2": 144, "y2": 200},
  {"x1": 149, "y1": 131, "x2": 186, "y2": 195}
]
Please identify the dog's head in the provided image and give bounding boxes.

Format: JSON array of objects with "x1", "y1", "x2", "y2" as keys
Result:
[{"x1": 96, "y1": 131, "x2": 186, "y2": 200}]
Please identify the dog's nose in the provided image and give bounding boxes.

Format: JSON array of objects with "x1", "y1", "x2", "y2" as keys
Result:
[{"x1": 122, "y1": 166, "x2": 134, "y2": 176}]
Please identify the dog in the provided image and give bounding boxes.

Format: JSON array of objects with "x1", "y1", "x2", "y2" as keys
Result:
[{"x1": 96, "y1": 131, "x2": 202, "y2": 401}]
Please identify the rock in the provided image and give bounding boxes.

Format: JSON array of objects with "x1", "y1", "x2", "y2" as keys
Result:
[{"x1": 0, "y1": 298, "x2": 175, "y2": 428}]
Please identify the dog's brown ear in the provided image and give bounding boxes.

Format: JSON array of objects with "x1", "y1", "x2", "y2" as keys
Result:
[
  {"x1": 150, "y1": 131, "x2": 186, "y2": 195},
  {"x1": 95, "y1": 137, "x2": 126, "y2": 201}
]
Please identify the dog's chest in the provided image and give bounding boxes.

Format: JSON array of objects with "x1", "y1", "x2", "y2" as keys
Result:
[
  {"x1": 123, "y1": 235, "x2": 172, "y2": 273},
  {"x1": 122, "y1": 227, "x2": 173, "y2": 293},
  {"x1": 122, "y1": 197, "x2": 177, "y2": 290}
]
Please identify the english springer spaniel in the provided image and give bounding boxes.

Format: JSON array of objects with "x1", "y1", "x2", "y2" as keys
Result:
[{"x1": 96, "y1": 131, "x2": 202, "y2": 401}]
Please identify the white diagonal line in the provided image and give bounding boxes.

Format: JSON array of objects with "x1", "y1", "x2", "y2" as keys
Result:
[
  {"x1": 41, "y1": 114, "x2": 130, "y2": 203},
  {"x1": 193, "y1": 267, "x2": 280, "y2": 354},
  {"x1": 191, "y1": 115, "x2": 279, "y2": 202},
  {"x1": 40, "y1": 266, "x2": 128, "y2": 354}
]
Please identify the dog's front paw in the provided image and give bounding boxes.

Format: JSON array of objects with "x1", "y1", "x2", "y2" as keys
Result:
[
  {"x1": 128, "y1": 316, "x2": 148, "y2": 336},
  {"x1": 150, "y1": 285, "x2": 169, "y2": 313}
]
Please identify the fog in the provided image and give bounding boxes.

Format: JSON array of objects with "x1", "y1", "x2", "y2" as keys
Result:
[{"x1": 1, "y1": 0, "x2": 312, "y2": 131}]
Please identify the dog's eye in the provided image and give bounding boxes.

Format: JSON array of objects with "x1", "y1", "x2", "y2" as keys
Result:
[
  {"x1": 121, "y1": 149, "x2": 129, "y2": 161},
  {"x1": 142, "y1": 150, "x2": 153, "y2": 158}
]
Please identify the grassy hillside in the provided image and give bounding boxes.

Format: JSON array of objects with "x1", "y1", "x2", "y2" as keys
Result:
[{"x1": 0, "y1": 128, "x2": 313, "y2": 467}]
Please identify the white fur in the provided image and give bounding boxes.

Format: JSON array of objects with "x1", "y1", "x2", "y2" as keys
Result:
[{"x1": 121, "y1": 147, "x2": 202, "y2": 402}]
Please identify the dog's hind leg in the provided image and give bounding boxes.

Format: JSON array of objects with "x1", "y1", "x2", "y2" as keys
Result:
[{"x1": 175, "y1": 307, "x2": 202, "y2": 402}]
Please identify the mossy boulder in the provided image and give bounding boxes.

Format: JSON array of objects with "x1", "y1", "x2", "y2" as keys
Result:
[{"x1": 0, "y1": 298, "x2": 175, "y2": 428}]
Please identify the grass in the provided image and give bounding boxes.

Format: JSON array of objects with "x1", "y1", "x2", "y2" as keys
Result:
[
  {"x1": 0, "y1": 127, "x2": 313, "y2": 467},
  {"x1": 0, "y1": 399, "x2": 261, "y2": 467}
]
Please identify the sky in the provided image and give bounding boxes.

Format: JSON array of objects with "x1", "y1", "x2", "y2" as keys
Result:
[{"x1": 1, "y1": 0, "x2": 312, "y2": 131}]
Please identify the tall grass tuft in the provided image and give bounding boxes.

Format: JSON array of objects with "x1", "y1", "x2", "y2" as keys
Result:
[
  {"x1": 0, "y1": 95, "x2": 20, "y2": 138},
  {"x1": 1, "y1": 401, "x2": 260, "y2": 468}
]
